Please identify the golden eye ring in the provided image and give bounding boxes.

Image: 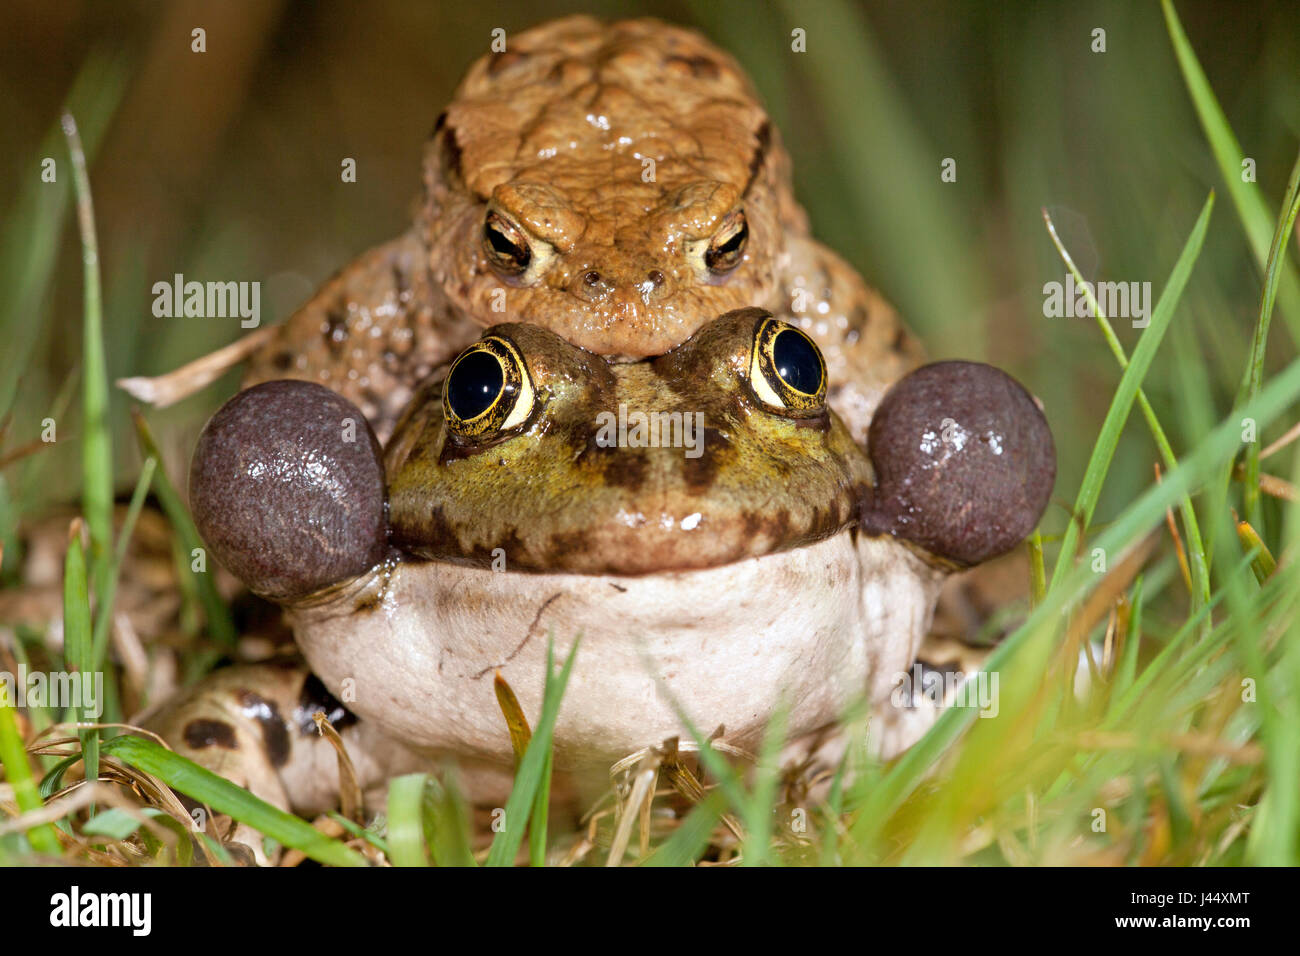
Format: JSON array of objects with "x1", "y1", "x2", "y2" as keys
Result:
[
  {"x1": 443, "y1": 335, "x2": 536, "y2": 438},
  {"x1": 748, "y1": 317, "x2": 827, "y2": 415}
]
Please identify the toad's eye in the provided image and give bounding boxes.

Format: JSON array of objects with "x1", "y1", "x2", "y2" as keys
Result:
[
  {"x1": 748, "y1": 317, "x2": 827, "y2": 415},
  {"x1": 482, "y1": 212, "x2": 532, "y2": 276},
  {"x1": 443, "y1": 335, "x2": 535, "y2": 438},
  {"x1": 705, "y1": 210, "x2": 748, "y2": 274}
]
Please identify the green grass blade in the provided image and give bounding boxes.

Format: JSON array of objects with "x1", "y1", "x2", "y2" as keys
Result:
[
  {"x1": 87, "y1": 457, "x2": 155, "y2": 720},
  {"x1": 742, "y1": 700, "x2": 789, "y2": 867},
  {"x1": 484, "y1": 637, "x2": 578, "y2": 866},
  {"x1": 528, "y1": 732, "x2": 553, "y2": 867},
  {"x1": 641, "y1": 791, "x2": 726, "y2": 867},
  {"x1": 1162, "y1": 0, "x2": 1300, "y2": 344},
  {"x1": 1113, "y1": 575, "x2": 1144, "y2": 698},
  {"x1": 38, "y1": 754, "x2": 84, "y2": 800},
  {"x1": 101, "y1": 734, "x2": 368, "y2": 867},
  {"x1": 61, "y1": 521, "x2": 97, "y2": 794},
  {"x1": 1028, "y1": 532, "x2": 1046, "y2": 607},
  {"x1": 423, "y1": 773, "x2": 476, "y2": 867},
  {"x1": 1240, "y1": 151, "x2": 1300, "y2": 525},
  {"x1": 1043, "y1": 205, "x2": 1212, "y2": 615},
  {"x1": 81, "y1": 807, "x2": 147, "y2": 840},
  {"x1": 61, "y1": 113, "x2": 115, "y2": 656},
  {"x1": 0, "y1": 684, "x2": 62, "y2": 856},
  {"x1": 326, "y1": 811, "x2": 390, "y2": 857},
  {"x1": 1048, "y1": 194, "x2": 1214, "y2": 591},
  {"x1": 385, "y1": 772, "x2": 430, "y2": 867}
]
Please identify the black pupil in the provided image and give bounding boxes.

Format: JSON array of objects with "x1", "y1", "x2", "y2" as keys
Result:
[
  {"x1": 447, "y1": 350, "x2": 504, "y2": 421},
  {"x1": 486, "y1": 221, "x2": 529, "y2": 266},
  {"x1": 772, "y1": 329, "x2": 821, "y2": 395}
]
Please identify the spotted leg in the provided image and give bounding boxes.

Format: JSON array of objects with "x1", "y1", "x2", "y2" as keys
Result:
[{"x1": 145, "y1": 660, "x2": 426, "y2": 864}]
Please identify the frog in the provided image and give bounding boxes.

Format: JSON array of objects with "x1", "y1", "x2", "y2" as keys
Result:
[
  {"x1": 123, "y1": 16, "x2": 921, "y2": 448},
  {"x1": 149, "y1": 309, "x2": 1054, "y2": 855}
]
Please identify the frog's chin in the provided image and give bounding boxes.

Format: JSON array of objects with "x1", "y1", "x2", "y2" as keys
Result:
[{"x1": 289, "y1": 530, "x2": 945, "y2": 769}]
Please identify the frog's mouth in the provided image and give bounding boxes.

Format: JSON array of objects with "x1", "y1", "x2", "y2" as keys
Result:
[{"x1": 392, "y1": 487, "x2": 870, "y2": 578}]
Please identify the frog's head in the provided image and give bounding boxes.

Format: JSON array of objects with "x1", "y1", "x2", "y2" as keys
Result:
[
  {"x1": 420, "y1": 17, "x2": 789, "y2": 359},
  {"x1": 383, "y1": 309, "x2": 870, "y2": 575},
  {"x1": 191, "y1": 307, "x2": 1053, "y2": 598}
]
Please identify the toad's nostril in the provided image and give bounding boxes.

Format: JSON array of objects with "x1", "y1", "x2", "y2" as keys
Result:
[
  {"x1": 862, "y1": 361, "x2": 1055, "y2": 567},
  {"x1": 583, "y1": 270, "x2": 602, "y2": 287},
  {"x1": 647, "y1": 269, "x2": 666, "y2": 287}
]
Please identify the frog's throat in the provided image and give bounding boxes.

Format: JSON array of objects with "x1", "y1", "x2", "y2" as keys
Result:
[{"x1": 288, "y1": 530, "x2": 948, "y2": 767}]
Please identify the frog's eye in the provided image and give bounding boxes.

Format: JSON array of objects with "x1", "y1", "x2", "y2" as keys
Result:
[
  {"x1": 482, "y1": 211, "x2": 532, "y2": 276},
  {"x1": 705, "y1": 210, "x2": 748, "y2": 274},
  {"x1": 443, "y1": 336, "x2": 536, "y2": 438},
  {"x1": 748, "y1": 317, "x2": 827, "y2": 414}
]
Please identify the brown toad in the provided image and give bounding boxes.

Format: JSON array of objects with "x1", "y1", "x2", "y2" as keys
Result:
[{"x1": 223, "y1": 16, "x2": 921, "y2": 445}]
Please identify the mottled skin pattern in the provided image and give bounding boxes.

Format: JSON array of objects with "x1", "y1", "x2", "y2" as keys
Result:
[
  {"x1": 387, "y1": 312, "x2": 872, "y2": 574},
  {"x1": 242, "y1": 16, "x2": 920, "y2": 443},
  {"x1": 146, "y1": 662, "x2": 426, "y2": 865}
]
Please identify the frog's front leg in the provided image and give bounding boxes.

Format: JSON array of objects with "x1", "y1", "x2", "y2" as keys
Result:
[
  {"x1": 146, "y1": 660, "x2": 425, "y2": 864},
  {"x1": 773, "y1": 235, "x2": 926, "y2": 445}
]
